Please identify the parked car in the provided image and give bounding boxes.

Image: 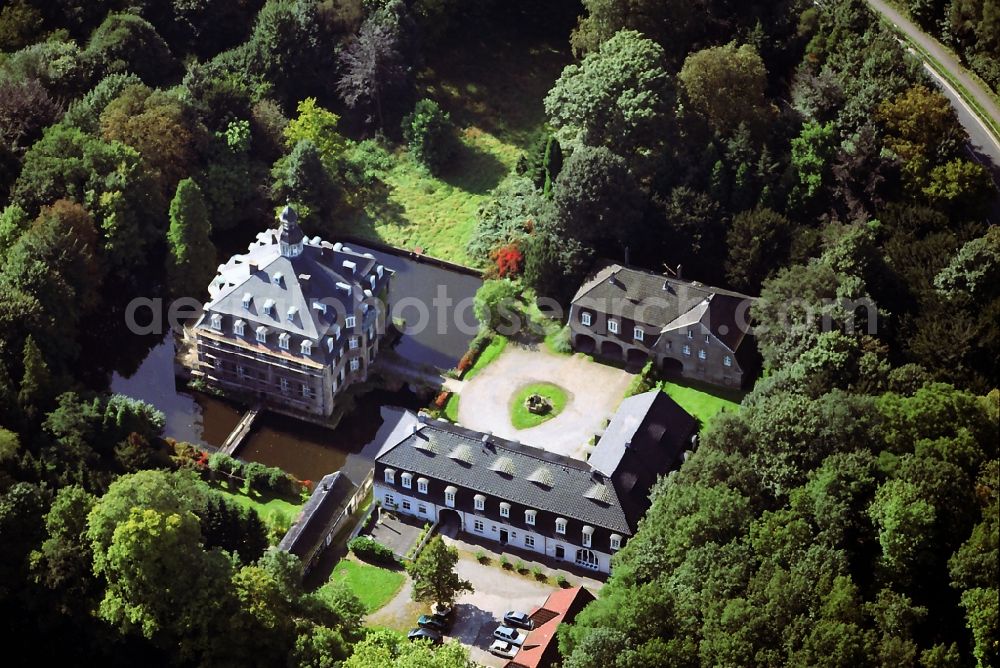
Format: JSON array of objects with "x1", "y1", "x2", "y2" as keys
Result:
[
  {"x1": 493, "y1": 625, "x2": 526, "y2": 646},
  {"x1": 489, "y1": 639, "x2": 518, "y2": 659},
  {"x1": 431, "y1": 602, "x2": 454, "y2": 618},
  {"x1": 417, "y1": 614, "x2": 448, "y2": 632},
  {"x1": 408, "y1": 627, "x2": 442, "y2": 644},
  {"x1": 503, "y1": 611, "x2": 534, "y2": 630}
]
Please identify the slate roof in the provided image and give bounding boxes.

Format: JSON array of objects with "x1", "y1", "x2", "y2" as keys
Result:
[
  {"x1": 375, "y1": 412, "x2": 636, "y2": 535},
  {"x1": 588, "y1": 390, "x2": 698, "y2": 478},
  {"x1": 572, "y1": 262, "x2": 754, "y2": 351},
  {"x1": 278, "y1": 471, "x2": 356, "y2": 559},
  {"x1": 194, "y1": 207, "x2": 391, "y2": 361}
]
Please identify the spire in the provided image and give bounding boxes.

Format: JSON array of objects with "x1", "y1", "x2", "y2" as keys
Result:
[{"x1": 278, "y1": 204, "x2": 304, "y2": 257}]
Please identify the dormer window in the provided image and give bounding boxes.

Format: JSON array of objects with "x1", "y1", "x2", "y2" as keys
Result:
[
  {"x1": 330, "y1": 324, "x2": 341, "y2": 340},
  {"x1": 417, "y1": 477, "x2": 428, "y2": 494},
  {"x1": 242, "y1": 293, "x2": 252, "y2": 310},
  {"x1": 369, "y1": 275, "x2": 376, "y2": 289},
  {"x1": 582, "y1": 525, "x2": 594, "y2": 547},
  {"x1": 555, "y1": 517, "x2": 567, "y2": 535},
  {"x1": 256, "y1": 326, "x2": 268, "y2": 343},
  {"x1": 326, "y1": 337, "x2": 336, "y2": 353},
  {"x1": 346, "y1": 315, "x2": 356, "y2": 329},
  {"x1": 474, "y1": 494, "x2": 485, "y2": 511},
  {"x1": 263, "y1": 299, "x2": 275, "y2": 317},
  {"x1": 525, "y1": 509, "x2": 536, "y2": 526},
  {"x1": 233, "y1": 319, "x2": 245, "y2": 336},
  {"x1": 278, "y1": 333, "x2": 290, "y2": 350},
  {"x1": 444, "y1": 486, "x2": 456, "y2": 507},
  {"x1": 210, "y1": 313, "x2": 222, "y2": 330},
  {"x1": 384, "y1": 468, "x2": 396, "y2": 484},
  {"x1": 610, "y1": 534, "x2": 622, "y2": 551},
  {"x1": 499, "y1": 502, "x2": 510, "y2": 518},
  {"x1": 401, "y1": 472, "x2": 412, "y2": 489},
  {"x1": 272, "y1": 272, "x2": 283, "y2": 286},
  {"x1": 301, "y1": 340, "x2": 312, "y2": 355},
  {"x1": 633, "y1": 327, "x2": 644, "y2": 341},
  {"x1": 312, "y1": 300, "x2": 327, "y2": 314},
  {"x1": 608, "y1": 319, "x2": 619, "y2": 334},
  {"x1": 376, "y1": 265, "x2": 384, "y2": 278},
  {"x1": 287, "y1": 306, "x2": 298, "y2": 322}
]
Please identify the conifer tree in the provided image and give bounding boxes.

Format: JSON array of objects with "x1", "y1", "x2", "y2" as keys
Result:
[{"x1": 166, "y1": 178, "x2": 216, "y2": 301}]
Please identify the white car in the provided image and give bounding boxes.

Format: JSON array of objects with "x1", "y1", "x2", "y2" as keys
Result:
[
  {"x1": 493, "y1": 625, "x2": 526, "y2": 646},
  {"x1": 489, "y1": 639, "x2": 518, "y2": 659}
]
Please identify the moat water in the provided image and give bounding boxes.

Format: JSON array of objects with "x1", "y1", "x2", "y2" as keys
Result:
[{"x1": 110, "y1": 335, "x2": 425, "y2": 481}]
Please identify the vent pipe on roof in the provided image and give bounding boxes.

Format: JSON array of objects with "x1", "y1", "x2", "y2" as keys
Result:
[{"x1": 676, "y1": 264, "x2": 682, "y2": 279}]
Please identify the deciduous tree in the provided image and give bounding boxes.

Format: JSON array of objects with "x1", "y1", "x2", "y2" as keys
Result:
[{"x1": 407, "y1": 535, "x2": 472, "y2": 607}]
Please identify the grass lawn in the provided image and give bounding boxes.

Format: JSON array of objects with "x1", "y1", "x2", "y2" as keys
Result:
[
  {"x1": 659, "y1": 380, "x2": 743, "y2": 425},
  {"x1": 510, "y1": 382, "x2": 568, "y2": 429},
  {"x1": 341, "y1": 34, "x2": 570, "y2": 266},
  {"x1": 443, "y1": 393, "x2": 460, "y2": 422},
  {"x1": 203, "y1": 479, "x2": 303, "y2": 526},
  {"x1": 464, "y1": 335, "x2": 508, "y2": 380},
  {"x1": 319, "y1": 558, "x2": 406, "y2": 614}
]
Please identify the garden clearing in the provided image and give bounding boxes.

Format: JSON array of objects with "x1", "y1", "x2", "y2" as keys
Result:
[{"x1": 319, "y1": 557, "x2": 407, "y2": 614}]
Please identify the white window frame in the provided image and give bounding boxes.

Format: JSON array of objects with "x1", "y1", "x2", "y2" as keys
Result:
[
  {"x1": 256, "y1": 326, "x2": 267, "y2": 343},
  {"x1": 384, "y1": 494, "x2": 395, "y2": 506},
  {"x1": 474, "y1": 494, "x2": 485, "y2": 511},
  {"x1": 556, "y1": 518, "x2": 567, "y2": 535},
  {"x1": 698, "y1": 349, "x2": 707, "y2": 360},
  {"x1": 233, "y1": 319, "x2": 245, "y2": 336},
  {"x1": 242, "y1": 293, "x2": 252, "y2": 310},
  {"x1": 633, "y1": 326, "x2": 644, "y2": 341},
  {"x1": 402, "y1": 499, "x2": 411, "y2": 511},
  {"x1": 301, "y1": 340, "x2": 312, "y2": 355},
  {"x1": 608, "y1": 319, "x2": 619, "y2": 334},
  {"x1": 327, "y1": 337, "x2": 336, "y2": 353},
  {"x1": 473, "y1": 519, "x2": 484, "y2": 533},
  {"x1": 687, "y1": 329, "x2": 694, "y2": 339},
  {"x1": 704, "y1": 334, "x2": 710, "y2": 343},
  {"x1": 525, "y1": 509, "x2": 536, "y2": 526},
  {"x1": 349, "y1": 337, "x2": 359, "y2": 350},
  {"x1": 401, "y1": 472, "x2": 412, "y2": 489},
  {"x1": 525, "y1": 535, "x2": 535, "y2": 548},
  {"x1": 724, "y1": 355, "x2": 733, "y2": 367},
  {"x1": 345, "y1": 315, "x2": 356, "y2": 329},
  {"x1": 287, "y1": 307, "x2": 297, "y2": 323},
  {"x1": 417, "y1": 478, "x2": 428, "y2": 494},
  {"x1": 581, "y1": 311, "x2": 592, "y2": 326},
  {"x1": 682, "y1": 344, "x2": 691, "y2": 356},
  {"x1": 384, "y1": 468, "x2": 395, "y2": 484},
  {"x1": 445, "y1": 487, "x2": 456, "y2": 508},
  {"x1": 210, "y1": 313, "x2": 222, "y2": 330},
  {"x1": 582, "y1": 526, "x2": 593, "y2": 548},
  {"x1": 610, "y1": 534, "x2": 622, "y2": 551},
  {"x1": 499, "y1": 502, "x2": 510, "y2": 518},
  {"x1": 350, "y1": 358, "x2": 360, "y2": 372},
  {"x1": 278, "y1": 333, "x2": 290, "y2": 350},
  {"x1": 301, "y1": 384, "x2": 311, "y2": 398}
]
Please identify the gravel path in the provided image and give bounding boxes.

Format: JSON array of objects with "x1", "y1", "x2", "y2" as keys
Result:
[{"x1": 457, "y1": 345, "x2": 634, "y2": 459}]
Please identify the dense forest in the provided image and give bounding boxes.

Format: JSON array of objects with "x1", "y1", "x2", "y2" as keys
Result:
[{"x1": 0, "y1": 0, "x2": 996, "y2": 666}]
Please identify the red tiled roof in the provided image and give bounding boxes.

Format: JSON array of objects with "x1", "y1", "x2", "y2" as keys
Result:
[{"x1": 503, "y1": 586, "x2": 596, "y2": 668}]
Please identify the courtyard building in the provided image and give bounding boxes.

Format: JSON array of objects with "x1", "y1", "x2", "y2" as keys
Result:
[
  {"x1": 193, "y1": 205, "x2": 392, "y2": 416},
  {"x1": 371, "y1": 390, "x2": 697, "y2": 574},
  {"x1": 569, "y1": 262, "x2": 756, "y2": 387}
]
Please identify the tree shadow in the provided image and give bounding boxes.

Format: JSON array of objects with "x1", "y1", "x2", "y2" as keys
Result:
[
  {"x1": 439, "y1": 137, "x2": 509, "y2": 195},
  {"x1": 339, "y1": 178, "x2": 410, "y2": 239},
  {"x1": 449, "y1": 602, "x2": 499, "y2": 647}
]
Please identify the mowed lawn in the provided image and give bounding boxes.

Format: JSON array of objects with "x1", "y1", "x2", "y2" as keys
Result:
[
  {"x1": 659, "y1": 380, "x2": 743, "y2": 425},
  {"x1": 319, "y1": 558, "x2": 406, "y2": 613},
  {"x1": 203, "y1": 479, "x2": 303, "y2": 523},
  {"x1": 344, "y1": 36, "x2": 570, "y2": 266}
]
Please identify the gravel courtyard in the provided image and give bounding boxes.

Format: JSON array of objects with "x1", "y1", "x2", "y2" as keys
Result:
[{"x1": 456, "y1": 344, "x2": 634, "y2": 460}]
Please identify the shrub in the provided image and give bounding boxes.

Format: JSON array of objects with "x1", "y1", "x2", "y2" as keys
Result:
[
  {"x1": 532, "y1": 565, "x2": 546, "y2": 581},
  {"x1": 625, "y1": 361, "x2": 658, "y2": 397},
  {"x1": 491, "y1": 242, "x2": 524, "y2": 278},
  {"x1": 402, "y1": 99, "x2": 455, "y2": 174},
  {"x1": 556, "y1": 574, "x2": 570, "y2": 588},
  {"x1": 500, "y1": 555, "x2": 511, "y2": 570},
  {"x1": 515, "y1": 559, "x2": 527, "y2": 573},
  {"x1": 243, "y1": 461, "x2": 270, "y2": 493},
  {"x1": 266, "y1": 466, "x2": 293, "y2": 495},
  {"x1": 348, "y1": 536, "x2": 397, "y2": 565},
  {"x1": 475, "y1": 549, "x2": 489, "y2": 564},
  {"x1": 547, "y1": 324, "x2": 573, "y2": 354}
]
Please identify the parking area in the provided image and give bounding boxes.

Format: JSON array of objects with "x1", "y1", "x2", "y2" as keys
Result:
[{"x1": 447, "y1": 552, "x2": 555, "y2": 667}]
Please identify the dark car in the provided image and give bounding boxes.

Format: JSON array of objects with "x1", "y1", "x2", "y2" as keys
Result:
[
  {"x1": 417, "y1": 614, "x2": 448, "y2": 632},
  {"x1": 408, "y1": 627, "x2": 442, "y2": 644},
  {"x1": 503, "y1": 611, "x2": 534, "y2": 630}
]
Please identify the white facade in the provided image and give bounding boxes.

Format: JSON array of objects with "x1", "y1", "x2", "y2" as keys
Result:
[{"x1": 373, "y1": 482, "x2": 614, "y2": 573}]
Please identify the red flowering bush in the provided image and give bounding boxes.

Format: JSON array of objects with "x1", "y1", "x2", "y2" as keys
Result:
[
  {"x1": 492, "y1": 243, "x2": 523, "y2": 278},
  {"x1": 434, "y1": 391, "x2": 450, "y2": 409},
  {"x1": 457, "y1": 352, "x2": 474, "y2": 373}
]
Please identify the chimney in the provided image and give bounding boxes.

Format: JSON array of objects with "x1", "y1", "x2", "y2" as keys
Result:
[
  {"x1": 299, "y1": 274, "x2": 311, "y2": 290},
  {"x1": 248, "y1": 262, "x2": 258, "y2": 274},
  {"x1": 676, "y1": 264, "x2": 682, "y2": 279},
  {"x1": 624, "y1": 246, "x2": 630, "y2": 267}
]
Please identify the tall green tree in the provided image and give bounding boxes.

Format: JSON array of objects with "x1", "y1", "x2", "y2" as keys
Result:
[
  {"x1": 166, "y1": 178, "x2": 216, "y2": 301},
  {"x1": 17, "y1": 335, "x2": 54, "y2": 424},
  {"x1": 406, "y1": 535, "x2": 472, "y2": 607},
  {"x1": 345, "y1": 628, "x2": 474, "y2": 667},
  {"x1": 337, "y1": 13, "x2": 411, "y2": 130},
  {"x1": 402, "y1": 99, "x2": 456, "y2": 174},
  {"x1": 272, "y1": 139, "x2": 339, "y2": 225}
]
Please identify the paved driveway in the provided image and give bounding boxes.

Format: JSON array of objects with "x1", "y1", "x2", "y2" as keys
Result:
[{"x1": 457, "y1": 345, "x2": 634, "y2": 460}]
